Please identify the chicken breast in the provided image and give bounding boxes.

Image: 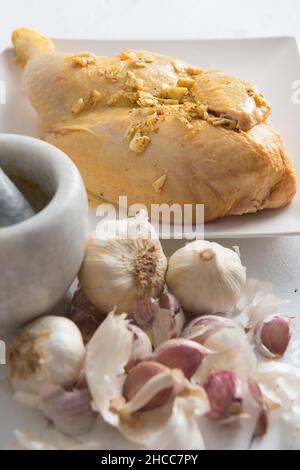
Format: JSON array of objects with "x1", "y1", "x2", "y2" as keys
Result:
[{"x1": 12, "y1": 28, "x2": 297, "y2": 222}]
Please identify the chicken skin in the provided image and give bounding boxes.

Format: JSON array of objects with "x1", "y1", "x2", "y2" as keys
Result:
[{"x1": 12, "y1": 28, "x2": 296, "y2": 222}]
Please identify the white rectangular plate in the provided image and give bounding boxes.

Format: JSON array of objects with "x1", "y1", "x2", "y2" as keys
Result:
[{"x1": 1, "y1": 37, "x2": 300, "y2": 238}]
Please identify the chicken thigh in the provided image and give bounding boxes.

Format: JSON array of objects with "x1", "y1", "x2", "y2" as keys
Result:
[{"x1": 12, "y1": 28, "x2": 296, "y2": 222}]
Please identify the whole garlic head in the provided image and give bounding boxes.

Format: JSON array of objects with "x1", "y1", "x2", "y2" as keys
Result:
[
  {"x1": 79, "y1": 215, "x2": 167, "y2": 314},
  {"x1": 7, "y1": 316, "x2": 85, "y2": 395},
  {"x1": 166, "y1": 241, "x2": 246, "y2": 316}
]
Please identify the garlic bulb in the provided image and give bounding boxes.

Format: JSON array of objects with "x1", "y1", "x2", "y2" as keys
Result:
[
  {"x1": 79, "y1": 214, "x2": 167, "y2": 314},
  {"x1": 253, "y1": 314, "x2": 292, "y2": 358},
  {"x1": 166, "y1": 241, "x2": 246, "y2": 316},
  {"x1": 204, "y1": 370, "x2": 243, "y2": 421},
  {"x1": 7, "y1": 316, "x2": 85, "y2": 394},
  {"x1": 153, "y1": 338, "x2": 211, "y2": 379}
]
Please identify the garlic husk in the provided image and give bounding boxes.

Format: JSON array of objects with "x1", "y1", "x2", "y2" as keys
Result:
[
  {"x1": 39, "y1": 384, "x2": 97, "y2": 436},
  {"x1": 70, "y1": 286, "x2": 104, "y2": 344},
  {"x1": 85, "y1": 311, "x2": 133, "y2": 426},
  {"x1": 14, "y1": 429, "x2": 100, "y2": 450},
  {"x1": 7, "y1": 316, "x2": 85, "y2": 395},
  {"x1": 237, "y1": 278, "x2": 288, "y2": 329},
  {"x1": 255, "y1": 362, "x2": 300, "y2": 414},
  {"x1": 195, "y1": 327, "x2": 257, "y2": 384},
  {"x1": 134, "y1": 293, "x2": 185, "y2": 348},
  {"x1": 84, "y1": 311, "x2": 209, "y2": 449},
  {"x1": 183, "y1": 315, "x2": 243, "y2": 344},
  {"x1": 248, "y1": 377, "x2": 269, "y2": 437},
  {"x1": 166, "y1": 241, "x2": 246, "y2": 316},
  {"x1": 153, "y1": 338, "x2": 211, "y2": 379},
  {"x1": 79, "y1": 214, "x2": 167, "y2": 314},
  {"x1": 204, "y1": 371, "x2": 243, "y2": 422},
  {"x1": 253, "y1": 314, "x2": 292, "y2": 359}
]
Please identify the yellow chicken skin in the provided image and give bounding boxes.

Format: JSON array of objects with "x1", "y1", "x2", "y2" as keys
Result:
[{"x1": 12, "y1": 28, "x2": 297, "y2": 222}]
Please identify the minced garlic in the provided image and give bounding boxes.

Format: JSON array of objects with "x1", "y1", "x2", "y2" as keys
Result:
[
  {"x1": 118, "y1": 50, "x2": 135, "y2": 60},
  {"x1": 137, "y1": 91, "x2": 158, "y2": 107},
  {"x1": 171, "y1": 60, "x2": 183, "y2": 74},
  {"x1": 124, "y1": 91, "x2": 139, "y2": 103},
  {"x1": 161, "y1": 85, "x2": 189, "y2": 101},
  {"x1": 107, "y1": 91, "x2": 124, "y2": 106},
  {"x1": 126, "y1": 70, "x2": 144, "y2": 90},
  {"x1": 207, "y1": 116, "x2": 238, "y2": 129},
  {"x1": 157, "y1": 98, "x2": 179, "y2": 105},
  {"x1": 126, "y1": 123, "x2": 141, "y2": 141},
  {"x1": 177, "y1": 76, "x2": 195, "y2": 89},
  {"x1": 129, "y1": 134, "x2": 151, "y2": 154},
  {"x1": 196, "y1": 102, "x2": 209, "y2": 120},
  {"x1": 152, "y1": 174, "x2": 167, "y2": 193},
  {"x1": 186, "y1": 65, "x2": 203, "y2": 76},
  {"x1": 105, "y1": 66, "x2": 120, "y2": 81},
  {"x1": 88, "y1": 90, "x2": 102, "y2": 107},
  {"x1": 72, "y1": 53, "x2": 96, "y2": 67},
  {"x1": 71, "y1": 98, "x2": 85, "y2": 114}
]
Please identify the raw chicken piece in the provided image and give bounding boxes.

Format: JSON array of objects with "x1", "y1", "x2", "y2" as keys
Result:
[{"x1": 12, "y1": 28, "x2": 296, "y2": 222}]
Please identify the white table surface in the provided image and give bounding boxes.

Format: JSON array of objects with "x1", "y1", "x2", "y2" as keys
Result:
[{"x1": 1, "y1": 0, "x2": 300, "y2": 449}]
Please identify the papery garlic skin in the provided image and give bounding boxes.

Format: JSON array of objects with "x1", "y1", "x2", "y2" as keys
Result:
[
  {"x1": 123, "y1": 361, "x2": 174, "y2": 411},
  {"x1": 253, "y1": 314, "x2": 291, "y2": 358},
  {"x1": 195, "y1": 327, "x2": 257, "y2": 383},
  {"x1": 70, "y1": 286, "x2": 103, "y2": 344},
  {"x1": 84, "y1": 311, "x2": 209, "y2": 450},
  {"x1": 166, "y1": 241, "x2": 246, "y2": 316},
  {"x1": 7, "y1": 316, "x2": 85, "y2": 395},
  {"x1": 247, "y1": 377, "x2": 269, "y2": 437},
  {"x1": 153, "y1": 338, "x2": 210, "y2": 379},
  {"x1": 39, "y1": 384, "x2": 97, "y2": 437},
  {"x1": 183, "y1": 315, "x2": 242, "y2": 344},
  {"x1": 79, "y1": 225, "x2": 167, "y2": 314},
  {"x1": 204, "y1": 370, "x2": 243, "y2": 421},
  {"x1": 134, "y1": 293, "x2": 185, "y2": 348}
]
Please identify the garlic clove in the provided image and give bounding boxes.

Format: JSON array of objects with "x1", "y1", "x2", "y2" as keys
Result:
[
  {"x1": 133, "y1": 297, "x2": 158, "y2": 327},
  {"x1": 39, "y1": 384, "x2": 97, "y2": 437},
  {"x1": 153, "y1": 338, "x2": 211, "y2": 379},
  {"x1": 122, "y1": 361, "x2": 174, "y2": 411},
  {"x1": 7, "y1": 316, "x2": 85, "y2": 395},
  {"x1": 204, "y1": 370, "x2": 243, "y2": 421},
  {"x1": 158, "y1": 291, "x2": 182, "y2": 314},
  {"x1": 166, "y1": 240, "x2": 246, "y2": 316},
  {"x1": 127, "y1": 323, "x2": 152, "y2": 369},
  {"x1": 134, "y1": 294, "x2": 185, "y2": 348},
  {"x1": 253, "y1": 314, "x2": 292, "y2": 358},
  {"x1": 183, "y1": 315, "x2": 242, "y2": 344}
]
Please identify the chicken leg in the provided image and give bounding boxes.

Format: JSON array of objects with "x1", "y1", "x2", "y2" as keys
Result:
[{"x1": 12, "y1": 28, "x2": 296, "y2": 222}]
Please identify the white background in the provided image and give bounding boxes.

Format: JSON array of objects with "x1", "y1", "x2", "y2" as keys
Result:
[{"x1": 1, "y1": 0, "x2": 300, "y2": 310}]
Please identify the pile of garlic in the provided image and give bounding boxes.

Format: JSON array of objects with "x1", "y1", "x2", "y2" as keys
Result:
[{"x1": 6, "y1": 213, "x2": 299, "y2": 450}]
